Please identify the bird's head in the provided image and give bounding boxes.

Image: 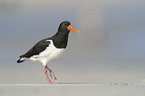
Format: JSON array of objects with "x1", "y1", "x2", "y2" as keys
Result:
[{"x1": 58, "y1": 21, "x2": 80, "y2": 33}]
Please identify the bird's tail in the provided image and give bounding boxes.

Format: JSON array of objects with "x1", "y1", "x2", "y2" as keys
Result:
[{"x1": 17, "y1": 56, "x2": 27, "y2": 63}]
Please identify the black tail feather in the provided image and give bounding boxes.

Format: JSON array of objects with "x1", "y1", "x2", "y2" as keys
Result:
[
  {"x1": 17, "y1": 57, "x2": 26, "y2": 63},
  {"x1": 17, "y1": 59, "x2": 24, "y2": 63}
]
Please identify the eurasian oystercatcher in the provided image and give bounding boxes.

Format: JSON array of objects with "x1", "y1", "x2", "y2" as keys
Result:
[{"x1": 17, "y1": 21, "x2": 80, "y2": 84}]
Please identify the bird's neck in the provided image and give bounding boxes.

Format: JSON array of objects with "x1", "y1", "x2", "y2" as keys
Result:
[{"x1": 52, "y1": 31, "x2": 70, "y2": 48}]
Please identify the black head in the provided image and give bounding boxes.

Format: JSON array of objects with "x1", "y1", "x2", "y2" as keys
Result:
[
  {"x1": 52, "y1": 21, "x2": 80, "y2": 48},
  {"x1": 58, "y1": 21, "x2": 71, "y2": 32},
  {"x1": 61, "y1": 21, "x2": 71, "y2": 26},
  {"x1": 58, "y1": 21, "x2": 80, "y2": 33}
]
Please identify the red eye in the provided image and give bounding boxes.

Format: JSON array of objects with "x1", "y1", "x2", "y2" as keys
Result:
[{"x1": 62, "y1": 23, "x2": 65, "y2": 26}]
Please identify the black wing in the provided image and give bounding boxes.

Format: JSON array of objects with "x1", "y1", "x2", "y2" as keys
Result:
[{"x1": 20, "y1": 39, "x2": 51, "y2": 58}]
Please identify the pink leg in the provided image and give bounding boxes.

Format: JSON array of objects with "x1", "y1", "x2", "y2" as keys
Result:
[
  {"x1": 43, "y1": 66, "x2": 58, "y2": 84},
  {"x1": 46, "y1": 65, "x2": 57, "y2": 80},
  {"x1": 43, "y1": 66, "x2": 51, "y2": 84}
]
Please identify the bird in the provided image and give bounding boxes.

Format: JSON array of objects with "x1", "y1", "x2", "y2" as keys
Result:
[{"x1": 17, "y1": 21, "x2": 80, "y2": 84}]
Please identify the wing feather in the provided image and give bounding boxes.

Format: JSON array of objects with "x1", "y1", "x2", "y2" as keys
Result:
[{"x1": 20, "y1": 39, "x2": 51, "y2": 58}]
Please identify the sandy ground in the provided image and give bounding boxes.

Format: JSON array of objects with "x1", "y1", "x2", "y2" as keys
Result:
[
  {"x1": 0, "y1": 83, "x2": 145, "y2": 96},
  {"x1": 0, "y1": 62, "x2": 145, "y2": 96}
]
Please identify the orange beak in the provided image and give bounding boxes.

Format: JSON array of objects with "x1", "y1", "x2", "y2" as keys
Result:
[{"x1": 67, "y1": 25, "x2": 80, "y2": 33}]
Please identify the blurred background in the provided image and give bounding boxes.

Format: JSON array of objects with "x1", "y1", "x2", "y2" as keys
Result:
[{"x1": 0, "y1": 0, "x2": 145, "y2": 85}]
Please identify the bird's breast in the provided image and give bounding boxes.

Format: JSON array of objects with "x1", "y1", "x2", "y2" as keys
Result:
[{"x1": 39, "y1": 40, "x2": 65, "y2": 57}]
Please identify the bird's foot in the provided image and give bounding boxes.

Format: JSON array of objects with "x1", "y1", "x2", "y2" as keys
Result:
[
  {"x1": 48, "y1": 81, "x2": 58, "y2": 84},
  {"x1": 50, "y1": 71, "x2": 57, "y2": 80}
]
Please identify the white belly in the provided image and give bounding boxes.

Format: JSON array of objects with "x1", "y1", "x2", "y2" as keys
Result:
[{"x1": 30, "y1": 40, "x2": 65, "y2": 66}]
